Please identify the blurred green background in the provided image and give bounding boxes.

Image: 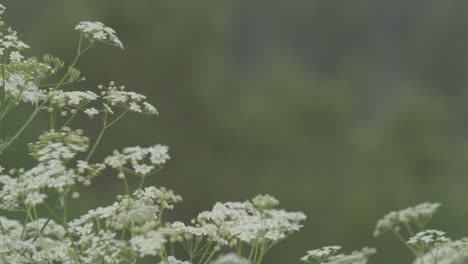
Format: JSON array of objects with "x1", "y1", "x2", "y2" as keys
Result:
[{"x1": 3, "y1": 0, "x2": 468, "y2": 263}]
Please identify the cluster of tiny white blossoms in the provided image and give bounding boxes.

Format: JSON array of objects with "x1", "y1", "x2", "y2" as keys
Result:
[
  {"x1": 105, "y1": 144, "x2": 170, "y2": 177},
  {"x1": 75, "y1": 21, "x2": 124, "y2": 49},
  {"x1": 412, "y1": 239, "x2": 468, "y2": 264},
  {"x1": 211, "y1": 253, "x2": 251, "y2": 264},
  {"x1": 373, "y1": 202, "x2": 441, "y2": 237},
  {"x1": 301, "y1": 246, "x2": 376, "y2": 264},
  {"x1": 407, "y1": 229, "x2": 450, "y2": 251},
  {"x1": 162, "y1": 194, "x2": 306, "y2": 263},
  {"x1": 300, "y1": 202, "x2": 468, "y2": 264},
  {"x1": 99, "y1": 82, "x2": 158, "y2": 115},
  {"x1": 300, "y1": 246, "x2": 342, "y2": 263}
]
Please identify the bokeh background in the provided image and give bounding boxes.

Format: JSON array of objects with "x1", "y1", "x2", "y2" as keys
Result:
[{"x1": 3, "y1": 0, "x2": 468, "y2": 263}]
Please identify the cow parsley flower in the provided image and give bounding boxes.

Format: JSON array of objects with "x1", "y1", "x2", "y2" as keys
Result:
[
  {"x1": 374, "y1": 202, "x2": 441, "y2": 237},
  {"x1": 130, "y1": 231, "x2": 166, "y2": 257},
  {"x1": 9, "y1": 51, "x2": 23, "y2": 61},
  {"x1": 251, "y1": 194, "x2": 279, "y2": 209},
  {"x1": 48, "y1": 90, "x2": 98, "y2": 109},
  {"x1": 84, "y1": 107, "x2": 99, "y2": 118},
  {"x1": 105, "y1": 145, "x2": 170, "y2": 177},
  {"x1": 302, "y1": 247, "x2": 376, "y2": 264},
  {"x1": 69, "y1": 186, "x2": 181, "y2": 235},
  {"x1": 211, "y1": 253, "x2": 251, "y2": 264},
  {"x1": 75, "y1": 21, "x2": 124, "y2": 49},
  {"x1": 407, "y1": 230, "x2": 450, "y2": 254},
  {"x1": 1, "y1": 73, "x2": 46, "y2": 104},
  {"x1": 99, "y1": 82, "x2": 158, "y2": 115},
  {"x1": 189, "y1": 195, "x2": 306, "y2": 249},
  {"x1": 0, "y1": 27, "x2": 30, "y2": 52},
  {"x1": 413, "y1": 238, "x2": 468, "y2": 264},
  {"x1": 301, "y1": 246, "x2": 342, "y2": 263},
  {"x1": 28, "y1": 127, "x2": 89, "y2": 162}
]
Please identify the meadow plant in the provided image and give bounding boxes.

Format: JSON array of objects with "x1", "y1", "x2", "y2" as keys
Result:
[
  {"x1": 0, "y1": 5, "x2": 465, "y2": 264},
  {"x1": 0, "y1": 5, "x2": 306, "y2": 264}
]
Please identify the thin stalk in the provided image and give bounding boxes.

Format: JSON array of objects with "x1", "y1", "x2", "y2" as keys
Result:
[
  {"x1": 198, "y1": 241, "x2": 213, "y2": 264},
  {"x1": 0, "y1": 105, "x2": 40, "y2": 154},
  {"x1": 86, "y1": 125, "x2": 107, "y2": 161},
  {"x1": 123, "y1": 175, "x2": 130, "y2": 195},
  {"x1": 63, "y1": 191, "x2": 69, "y2": 225},
  {"x1": 202, "y1": 249, "x2": 217, "y2": 264},
  {"x1": 32, "y1": 201, "x2": 59, "y2": 242},
  {"x1": 393, "y1": 230, "x2": 419, "y2": 256},
  {"x1": 0, "y1": 219, "x2": 6, "y2": 235}
]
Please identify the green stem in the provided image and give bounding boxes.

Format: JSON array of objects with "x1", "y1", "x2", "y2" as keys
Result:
[
  {"x1": 0, "y1": 219, "x2": 6, "y2": 235},
  {"x1": 86, "y1": 125, "x2": 106, "y2": 161},
  {"x1": 202, "y1": 249, "x2": 217, "y2": 264},
  {"x1": 0, "y1": 105, "x2": 40, "y2": 155},
  {"x1": 198, "y1": 241, "x2": 212, "y2": 264},
  {"x1": 32, "y1": 201, "x2": 59, "y2": 242},
  {"x1": 63, "y1": 191, "x2": 69, "y2": 225},
  {"x1": 123, "y1": 175, "x2": 130, "y2": 195},
  {"x1": 393, "y1": 230, "x2": 419, "y2": 256}
]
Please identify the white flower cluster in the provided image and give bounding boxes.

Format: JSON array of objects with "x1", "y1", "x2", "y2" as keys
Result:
[
  {"x1": 413, "y1": 239, "x2": 468, "y2": 264},
  {"x1": 170, "y1": 195, "x2": 306, "y2": 250},
  {"x1": 407, "y1": 229, "x2": 450, "y2": 250},
  {"x1": 75, "y1": 21, "x2": 124, "y2": 49},
  {"x1": 130, "y1": 230, "x2": 166, "y2": 258},
  {"x1": 0, "y1": 26, "x2": 30, "y2": 58},
  {"x1": 373, "y1": 202, "x2": 441, "y2": 237},
  {"x1": 48, "y1": 90, "x2": 98, "y2": 108},
  {"x1": 100, "y1": 81, "x2": 158, "y2": 115},
  {"x1": 105, "y1": 145, "x2": 170, "y2": 176},
  {"x1": 0, "y1": 216, "x2": 71, "y2": 263},
  {"x1": 28, "y1": 127, "x2": 89, "y2": 162},
  {"x1": 0, "y1": 128, "x2": 106, "y2": 209},
  {"x1": 211, "y1": 253, "x2": 251, "y2": 264},
  {"x1": 69, "y1": 186, "x2": 181, "y2": 235},
  {"x1": 1, "y1": 73, "x2": 46, "y2": 104},
  {"x1": 301, "y1": 246, "x2": 342, "y2": 263},
  {"x1": 159, "y1": 256, "x2": 191, "y2": 264},
  {"x1": 66, "y1": 186, "x2": 182, "y2": 263},
  {"x1": 301, "y1": 247, "x2": 376, "y2": 264}
]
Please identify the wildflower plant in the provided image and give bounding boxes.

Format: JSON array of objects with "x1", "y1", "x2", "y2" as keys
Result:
[{"x1": 0, "y1": 5, "x2": 307, "y2": 264}]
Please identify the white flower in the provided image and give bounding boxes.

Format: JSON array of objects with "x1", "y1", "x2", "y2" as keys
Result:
[
  {"x1": 407, "y1": 229, "x2": 450, "y2": 253},
  {"x1": 75, "y1": 21, "x2": 124, "y2": 49},
  {"x1": 99, "y1": 82, "x2": 158, "y2": 115},
  {"x1": 105, "y1": 145, "x2": 170, "y2": 177},
  {"x1": 9, "y1": 51, "x2": 23, "y2": 61},
  {"x1": 143, "y1": 102, "x2": 158, "y2": 115},
  {"x1": 211, "y1": 253, "x2": 251, "y2": 264},
  {"x1": 84, "y1": 107, "x2": 99, "y2": 118},
  {"x1": 374, "y1": 202, "x2": 441, "y2": 237},
  {"x1": 301, "y1": 246, "x2": 341, "y2": 263},
  {"x1": 1, "y1": 73, "x2": 46, "y2": 104},
  {"x1": 159, "y1": 256, "x2": 191, "y2": 264},
  {"x1": 413, "y1": 239, "x2": 468, "y2": 264},
  {"x1": 182, "y1": 195, "x2": 306, "y2": 249},
  {"x1": 130, "y1": 231, "x2": 166, "y2": 257},
  {"x1": 302, "y1": 247, "x2": 376, "y2": 264}
]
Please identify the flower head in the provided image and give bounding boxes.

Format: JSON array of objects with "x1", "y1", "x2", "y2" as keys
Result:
[{"x1": 75, "y1": 21, "x2": 124, "y2": 49}]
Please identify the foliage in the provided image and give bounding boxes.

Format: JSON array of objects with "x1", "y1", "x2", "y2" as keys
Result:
[{"x1": 0, "y1": 5, "x2": 306, "y2": 264}]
